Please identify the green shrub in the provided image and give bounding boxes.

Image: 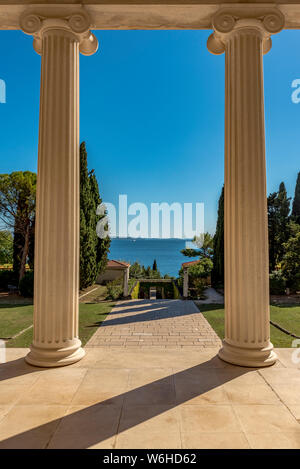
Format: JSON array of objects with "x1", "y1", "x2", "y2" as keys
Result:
[
  {"x1": 173, "y1": 282, "x2": 181, "y2": 299},
  {"x1": 0, "y1": 270, "x2": 18, "y2": 290},
  {"x1": 290, "y1": 274, "x2": 300, "y2": 293},
  {"x1": 188, "y1": 258, "x2": 213, "y2": 279},
  {"x1": 106, "y1": 278, "x2": 123, "y2": 300},
  {"x1": 19, "y1": 271, "x2": 34, "y2": 297},
  {"x1": 269, "y1": 271, "x2": 286, "y2": 295},
  {"x1": 193, "y1": 278, "x2": 206, "y2": 297},
  {"x1": 130, "y1": 281, "x2": 140, "y2": 299}
]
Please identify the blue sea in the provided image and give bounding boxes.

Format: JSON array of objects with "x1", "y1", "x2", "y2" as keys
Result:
[{"x1": 108, "y1": 238, "x2": 194, "y2": 277}]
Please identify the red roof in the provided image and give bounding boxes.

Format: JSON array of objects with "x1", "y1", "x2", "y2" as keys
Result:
[
  {"x1": 107, "y1": 259, "x2": 130, "y2": 268},
  {"x1": 182, "y1": 260, "x2": 201, "y2": 269}
]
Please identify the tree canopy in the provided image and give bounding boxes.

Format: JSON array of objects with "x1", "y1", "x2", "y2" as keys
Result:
[
  {"x1": 181, "y1": 232, "x2": 214, "y2": 259},
  {"x1": 0, "y1": 230, "x2": 13, "y2": 264},
  {"x1": 0, "y1": 171, "x2": 36, "y2": 281},
  {"x1": 282, "y1": 221, "x2": 300, "y2": 291},
  {"x1": 188, "y1": 258, "x2": 213, "y2": 279},
  {"x1": 129, "y1": 260, "x2": 161, "y2": 279}
]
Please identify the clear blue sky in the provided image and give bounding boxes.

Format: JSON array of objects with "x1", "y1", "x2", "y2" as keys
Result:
[{"x1": 0, "y1": 29, "x2": 299, "y2": 235}]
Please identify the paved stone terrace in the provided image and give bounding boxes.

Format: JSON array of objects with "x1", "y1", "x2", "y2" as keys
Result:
[
  {"x1": 1, "y1": 301, "x2": 299, "y2": 449},
  {"x1": 0, "y1": 348, "x2": 299, "y2": 448},
  {"x1": 86, "y1": 299, "x2": 221, "y2": 349}
]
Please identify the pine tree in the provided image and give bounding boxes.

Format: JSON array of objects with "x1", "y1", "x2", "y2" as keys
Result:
[
  {"x1": 0, "y1": 171, "x2": 36, "y2": 282},
  {"x1": 181, "y1": 233, "x2": 213, "y2": 259},
  {"x1": 292, "y1": 172, "x2": 300, "y2": 225},
  {"x1": 212, "y1": 186, "x2": 224, "y2": 286}
]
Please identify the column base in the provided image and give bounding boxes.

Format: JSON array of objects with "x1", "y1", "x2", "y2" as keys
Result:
[
  {"x1": 25, "y1": 339, "x2": 85, "y2": 367},
  {"x1": 218, "y1": 340, "x2": 277, "y2": 368}
]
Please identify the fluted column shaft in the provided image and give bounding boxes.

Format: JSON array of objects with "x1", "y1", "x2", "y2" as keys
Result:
[
  {"x1": 208, "y1": 10, "x2": 284, "y2": 366},
  {"x1": 223, "y1": 27, "x2": 274, "y2": 365},
  {"x1": 27, "y1": 29, "x2": 82, "y2": 366},
  {"x1": 21, "y1": 11, "x2": 98, "y2": 367}
]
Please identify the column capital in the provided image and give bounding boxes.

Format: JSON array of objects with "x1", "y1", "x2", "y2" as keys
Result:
[
  {"x1": 207, "y1": 7, "x2": 285, "y2": 55},
  {"x1": 20, "y1": 8, "x2": 98, "y2": 56}
]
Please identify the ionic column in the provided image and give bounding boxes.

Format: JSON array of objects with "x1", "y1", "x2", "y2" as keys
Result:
[
  {"x1": 207, "y1": 9, "x2": 284, "y2": 367},
  {"x1": 20, "y1": 10, "x2": 98, "y2": 367}
]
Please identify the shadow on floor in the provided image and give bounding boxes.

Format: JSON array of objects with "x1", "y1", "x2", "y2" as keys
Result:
[
  {"x1": 0, "y1": 357, "x2": 50, "y2": 383},
  {"x1": 0, "y1": 354, "x2": 251, "y2": 449},
  {"x1": 90, "y1": 300, "x2": 199, "y2": 328}
]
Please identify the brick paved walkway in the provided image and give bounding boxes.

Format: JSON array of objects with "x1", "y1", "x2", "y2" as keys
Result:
[{"x1": 86, "y1": 299, "x2": 221, "y2": 349}]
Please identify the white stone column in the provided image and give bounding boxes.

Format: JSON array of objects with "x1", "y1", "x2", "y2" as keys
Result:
[
  {"x1": 207, "y1": 9, "x2": 284, "y2": 367},
  {"x1": 20, "y1": 10, "x2": 98, "y2": 367},
  {"x1": 183, "y1": 269, "x2": 188, "y2": 298}
]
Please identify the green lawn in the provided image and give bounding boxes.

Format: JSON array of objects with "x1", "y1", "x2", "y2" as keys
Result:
[
  {"x1": 79, "y1": 285, "x2": 107, "y2": 303},
  {"x1": 270, "y1": 305, "x2": 300, "y2": 336},
  {"x1": 78, "y1": 302, "x2": 115, "y2": 345},
  {"x1": 1, "y1": 301, "x2": 114, "y2": 348},
  {"x1": 0, "y1": 304, "x2": 33, "y2": 340},
  {"x1": 199, "y1": 304, "x2": 300, "y2": 348}
]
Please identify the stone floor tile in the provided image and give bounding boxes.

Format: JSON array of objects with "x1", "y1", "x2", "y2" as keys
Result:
[
  {"x1": 72, "y1": 368, "x2": 129, "y2": 406},
  {"x1": 181, "y1": 432, "x2": 250, "y2": 449},
  {"x1": 116, "y1": 405, "x2": 181, "y2": 449},
  {"x1": 174, "y1": 369, "x2": 229, "y2": 405},
  {"x1": 0, "y1": 360, "x2": 42, "y2": 386},
  {"x1": 0, "y1": 405, "x2": 67, "y2": 449},
  {"x1": 48, "y1": 404, "x2": 121, "y2": 449},
  {"x1": 18, "y1": 368, "x2": 87, "y2": 405},
  {"x1": 233, "y1": 404, "x2": 300, "y2": 433},
  {"x1": 125, "y1": 368, "x2": 175, "y2": 406},
  {"x1": 0, "y1": 383, "x2": 33, "y2": 405},
  {"x1": 224, "y1": 382, "x2": 280, "y2": 405},
  {"x1": 268, "y1": 383, "x2": 300, "y2": 406},
  {"x1": 0, "y1": 405, "x2": 12, "y2": 423},
  {"x1": 274, "y1": 348, "x2": 300, "y2": 369},
  {"x1": 259, "y1": 368, "x2": 300, "y2": 385},
  {"x1": 287, "y1": 405, "x2": 300, "y2": 420},
  {"x1": 180, "y1": 405, "x2": 243, "y2": 438},
  {"x1": 247, "y1": 432, "x2": 300, "y2": 449}
]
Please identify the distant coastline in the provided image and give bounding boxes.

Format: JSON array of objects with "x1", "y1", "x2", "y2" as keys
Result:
[{"x1": 109, "y1": 238, "x2": 196, "y2": 277}]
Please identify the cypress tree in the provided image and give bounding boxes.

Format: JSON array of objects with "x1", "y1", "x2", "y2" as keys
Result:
[
  {"x1": 80, "y1": 142, "x2": 97, "y2": 289},
  {"x1": 268, "y1": 182, "x2": 291, "y2": 271},
  {"x1": 79, "y1": 142, "x2": 110, "y2": 289},
  {"x1": 89, "y1": 169, "x2": 110, "y2": 277},
  {"x1": 292, "y1": 172, "x2": 300, "y2": 225},
  {"x1": 212, "y1": 186, "x2": 224, "y2": 286},
  {"x1": 268, "y1": 191, "x2": 278, "y2": 271},
  {"x1": 277, "y1": 182, "x2": 291, "y2": 262},
  {"x1": 153, "y1": 259, "x2": 157, "y2": 271}
]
